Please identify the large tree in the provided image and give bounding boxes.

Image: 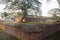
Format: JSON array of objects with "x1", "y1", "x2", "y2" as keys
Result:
[
  {"x1": 48, "y1": 8, "x2": 60, "y2": 21},
  {"x1": 4, "y1": 0, "x2": 42, "y2": 22}
]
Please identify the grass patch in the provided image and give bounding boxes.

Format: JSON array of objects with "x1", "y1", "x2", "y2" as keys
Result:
[{"x1": 1, "y1": 21, "x2": 59, "y2": 25}]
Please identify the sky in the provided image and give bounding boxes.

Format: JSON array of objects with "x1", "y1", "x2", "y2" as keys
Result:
[
  {"x1": 40, "y1": 0, "x2": 59, "y2": 17},
  {"x1": 0, "y1": 4, "x2": 5, "y2": 12},
  {"x1": 0, "y1": 0, "x2": 59, "y2": 17}
]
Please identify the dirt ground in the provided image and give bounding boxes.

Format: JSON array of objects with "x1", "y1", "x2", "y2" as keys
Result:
[{"x1": 43, "y1": 31, "x2": 60, "y2": 40}]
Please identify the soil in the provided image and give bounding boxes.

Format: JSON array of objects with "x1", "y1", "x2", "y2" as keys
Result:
[{"x1": 43, "y1": 31, "x2": 60, "y2": 40}]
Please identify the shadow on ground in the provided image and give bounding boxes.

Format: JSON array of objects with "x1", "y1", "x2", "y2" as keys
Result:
[
  {"x1": 43, "y1": 31, "x2": 60, "y2": 40},
  {"x1": 0, "y1": 30, "x2": 20, "y2": 40}
]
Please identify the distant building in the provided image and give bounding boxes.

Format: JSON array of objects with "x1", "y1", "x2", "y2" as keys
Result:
[
  {"x1": 14, "y1": 15, "x2": 46, "y2": 23},
  {"x1": 26, "y1": 16, "x2": 46, "y2": 22}
]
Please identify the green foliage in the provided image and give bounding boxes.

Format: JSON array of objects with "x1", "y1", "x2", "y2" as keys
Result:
[
  {"x1": 48, "y1": 8, "x2": 60, "y2": 21},
  {"x1": 2, "y1": 12, "x2": 8, "y2": 17},
  {"x1": 16, "y1": 12, "x2": 23, "y2": 17},
  {"x1": 4, "y1": 0, "x2": 42, "y2": 18},
  {"x1": 4, "y1": 0, "x2": 42, "y2": 22}
]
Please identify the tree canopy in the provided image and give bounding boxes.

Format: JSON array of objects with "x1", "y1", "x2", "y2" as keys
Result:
[
  {"x1": 4, "y1": 0, "x2": 42, "y2": 22},
  {"x1": 48, "y1": 8, "x2": 60, "y2": 20},
  {"x1": 48, "y1": 8, "x2": 60, "y2": 16},
  {"x1": 1, "y1": 12, "x2": 8, "y2": 17}
]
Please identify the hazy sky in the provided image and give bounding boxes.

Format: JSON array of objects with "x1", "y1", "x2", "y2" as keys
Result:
[
  {"x1": 0, "y1": 4, "x2": 5, "y2": 12},
  {"x1": 0, "y1": 0, "x2": 59, "y2": 17},
  {"x1": 41, "y1": 0, "x2": 59, "y2": 17}
]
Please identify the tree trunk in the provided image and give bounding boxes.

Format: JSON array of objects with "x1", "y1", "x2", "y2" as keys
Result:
[
  {"x1": 21, "y1": 16, "x2": 26, "y2": 22},
  {"x1": 21, "y1": 10, "x2": 27, "y2": 22}
]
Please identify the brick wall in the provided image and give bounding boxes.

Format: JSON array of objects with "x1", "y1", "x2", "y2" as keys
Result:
[
  {"x1": 0, "y1": 23, "x2": 5, "y2": 31},
  {"x1": 5, "y1": 26, "x2": 42, "y2": 40},
  {"x1": 5, "y1": 24, "x2": 60, "y2": 40},
  {"x1": 26, "y1": 17, "x2": 46, "y2": 22}
]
